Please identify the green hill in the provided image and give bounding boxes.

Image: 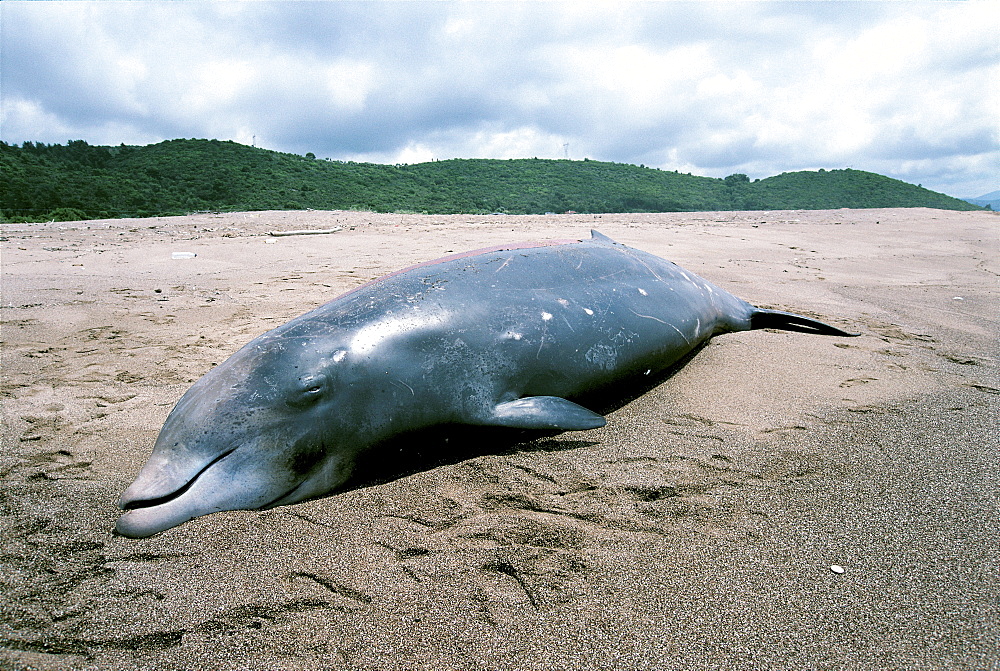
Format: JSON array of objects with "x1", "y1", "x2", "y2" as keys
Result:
[{"x1": 0, "y1": 138, "x2": 983, "y2": 222}]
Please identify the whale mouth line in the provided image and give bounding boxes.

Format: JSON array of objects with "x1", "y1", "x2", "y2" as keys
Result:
[{"x1": 122, "y1": 448, "x2": 237, "y2": 511}]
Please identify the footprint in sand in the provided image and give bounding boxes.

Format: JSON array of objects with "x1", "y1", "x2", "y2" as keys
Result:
[{"x1": 839, "y1": 376, "x2": 878, "y2": 388}]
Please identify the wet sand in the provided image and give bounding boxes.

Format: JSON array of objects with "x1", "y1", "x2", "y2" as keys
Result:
[{"x1": 1, "y1": 208, "x2": 997, "y2": 670}]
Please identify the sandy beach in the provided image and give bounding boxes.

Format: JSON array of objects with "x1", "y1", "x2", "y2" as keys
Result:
[{"x1": 1, "y1": 208, "x2": 997, "y2": 670}]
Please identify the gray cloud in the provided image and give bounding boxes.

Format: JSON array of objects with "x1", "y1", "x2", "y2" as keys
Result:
[{"x1": 2, "y1": 1, "x2": 996, "y2": 197}]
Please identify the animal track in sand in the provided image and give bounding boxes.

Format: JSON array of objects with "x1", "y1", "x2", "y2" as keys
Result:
[
  {"x1": 80, "y1": 325, "x2": 127, "y2": 341},
  {"x1": 25, "y1": 450, "x2": 94, "y2": 480},
  {"x1": 86, "y1": 392, "x2": 137, "y2": 406},
  {"x1": 840, "y1": 376, "x2": 878, "y2": 388},
  {"x1": 18, "y1": 414, "x2": 71, "y2": 443},
  {"x1": 939, "y1": 352, "x2": 984, "y2": 366},
  {"x1": 758, "y1": 449, "x2": 835, "y2": 482},
  {"x1": 869, "y1": 323, "x2": 938, "y2": 345},
  {"x1": 289, "y1": 572, "x2": 373, "y2": 610}
]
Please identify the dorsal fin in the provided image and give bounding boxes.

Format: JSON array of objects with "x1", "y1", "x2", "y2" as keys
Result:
[{"x1": 590, "y1": 230, "x2": 618, "y2": 244}]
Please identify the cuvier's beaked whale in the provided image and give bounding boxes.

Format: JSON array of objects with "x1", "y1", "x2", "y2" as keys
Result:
[{"x1": 116, "y1": 231, "x2": 857, "y2": 537}]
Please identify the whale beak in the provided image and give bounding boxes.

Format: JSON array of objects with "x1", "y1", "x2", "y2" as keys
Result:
[
  {"x1": 114, "y1": 434, "x2": 315, "y2": 538},
  {"x1": 115, "y1": 447, "x2": 238, "y2": 537},
  {"x1": 118, "y1": 447, "x2": 236, "y2": 510}
]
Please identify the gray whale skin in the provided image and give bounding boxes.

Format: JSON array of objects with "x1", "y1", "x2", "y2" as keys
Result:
[{"x1": 117, "y1": 231, "x2": 857, "y2": 537}]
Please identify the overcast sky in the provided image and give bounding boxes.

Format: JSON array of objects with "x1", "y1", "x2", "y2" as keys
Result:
[{"x1": 2, "y1": 1, "x2": 997, "y2": 197}]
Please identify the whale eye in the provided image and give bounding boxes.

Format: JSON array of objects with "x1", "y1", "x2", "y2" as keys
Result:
[{"x1": 288, "y1": 374, "x2": 327, "y2": 408}]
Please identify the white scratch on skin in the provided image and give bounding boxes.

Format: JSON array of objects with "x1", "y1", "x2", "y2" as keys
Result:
[
  {"x1": 392, "y1": 379, "x2": 415, "y2": 396},
  {"x1": 637, "y1": 287, "x2": 648, "y2": 296},
  {"x1": 631, "y1": 308, "x2": 692, "y2": 345},
  {"x1": 495, "y1": 256, "x2": 513, "y2": 272},
  {"x1": 669, "y1": 323, "x2": 692, "y2": 345},
  {"x1": 622, "y1": 249, "x2": 669, "y2": 284},
  {"x1": 537, "y1": 319, "x2": 551, "y2": 358},
  {"x1": 597, "y1": 270, "x2": 628, "y2": 282},
  {"x1": 628, "y1": 308, "x2": 668, "y2": 325}
]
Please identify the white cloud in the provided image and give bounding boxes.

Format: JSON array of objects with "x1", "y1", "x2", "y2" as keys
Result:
[
  {"x1": 1, "y1": 0, "x2": 997, "y2": 196},
  {"x1": 1, "y1": 98, "x2": 74, "y2": 140},
  {"x1": 352, "y1": 125, "x2": 568, "y2": 165}
]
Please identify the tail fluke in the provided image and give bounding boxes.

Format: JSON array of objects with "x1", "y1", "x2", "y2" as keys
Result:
[{"x1": 750, "y1": 309, "x2": 860, "y2": 337}]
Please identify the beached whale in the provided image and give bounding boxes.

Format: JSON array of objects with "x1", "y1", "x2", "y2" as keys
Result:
[{"x1": 116, "y1": 231, "x2": 857, "y2": 537}]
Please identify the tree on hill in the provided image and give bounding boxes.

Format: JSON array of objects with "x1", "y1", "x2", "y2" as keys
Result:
[{"x1": 0, "y1": 139, "x2": 985, "y2": 222}]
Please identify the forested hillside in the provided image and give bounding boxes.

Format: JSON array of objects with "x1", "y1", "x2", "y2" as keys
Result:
[{"x1": 0, "y1": 138, "x2": 983, "y2": 222}]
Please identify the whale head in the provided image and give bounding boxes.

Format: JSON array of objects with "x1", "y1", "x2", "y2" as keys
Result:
[{"x1": 116, "y1": 331, "x2": 361, "y2": 538}]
